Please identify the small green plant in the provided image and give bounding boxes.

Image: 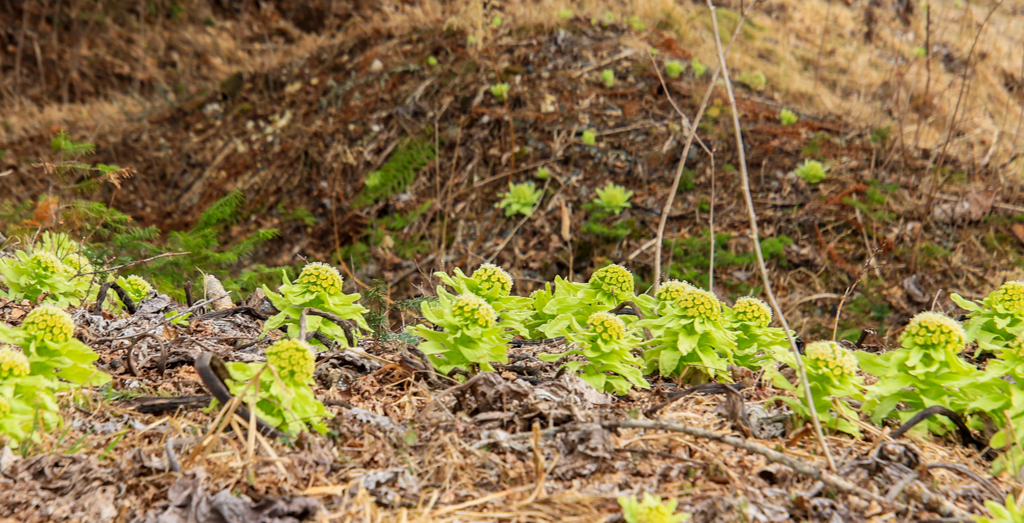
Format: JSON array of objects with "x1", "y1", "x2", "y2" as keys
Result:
[
  {"x1": 779, "y1": 108, "x2": 798, "y2": 125},
  {"x1": 601, "y1": 69, "x2": 616, "y2": 88},
  {"x1": 859, "y1": 312, "x2": 979, "y2": 435},
  {"x1": 490, "y1": 82, "x2": 510, "y2": 101},
  {"x1": 0, "y1": 305, "x2": 110, "y2": 386},
  {"x1": 627, "y1": 15, "x2": 646, "y2": 31},
  {"x1": 557, "y1": 9, "x2": 573, "y2": 19},
  {"x1": 767, "y1": 341, "x2": 864, "y2": 436},
  {"x1": 738, "y1": 70, "x2": 766, "y2": 91},
  {"x1": 427, "y1": 56, "x2": 439, "y2": 67},
  {"x1": 665, "y1": 60, "x2": 684, "y2": 79},
  {"x1": 222, "y1": 338, "x2": 332, "y2": 435},
  {"x1": 0, "y1": 250, "x2": 82, "y2": 307},
  {"x1": 913, "y1": 46, "x2": 927, "y2": 59},
  {"x1": 0, "y1": 347, "x2": 61, "y2": 442},
  {"x1": 581, "y1": 130, "x2": 597, "y2": 146},
  {"x1": 691, "y1": 58, "x2": 707, "y2": 78},
  {"x1": 262, "y1": 262, "x2": 370, "y2": 349},
  {"x1": 592, "y1": 183, "x2": 634, "y2": 215},
  {"x1": 640, "y1": 281, "x2": 737, "y2": 381},
  {"x1": 496, "y1": 182, "x2": 543, "y2": 217},
  {"x1": 490, "y1": 16, "x2": 502, "y2": 28},
  {"x1": 977, "y1": 494, "x2": 1024, "y2": 523},
  {"x1": 618, "y1": 493, "x2": 690, "y2": 523},
  {"x1": 415, "y1": 292, "x2": 509, "y2": 375},
  {"x1": 535, "y1": 166, "x2": 550, "y2": 180},
  {"x1": 725, "y1": 297, "x2": 787, "y2": 370},
  {"x1": 793, "y1": 159, "x2": 829, "y2": 184},
  {"x1": 952, "y1": 281, "x2": 1024, "y2": 355},
  {"x1": 540, "y1": 312, "x2": 649, "y2": 395},
  {"x1": 115, "y1": 275, "x2": 154, "y2": 306}
]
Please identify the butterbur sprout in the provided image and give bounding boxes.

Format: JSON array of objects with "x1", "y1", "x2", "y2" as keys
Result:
[
  {"x1": 297, "y1": 262, "x2": 343, "y2": 295},
  {"x1": 472, "y1": 263, "x2": 513, "y2": 297},
  {"x1": 990, "y1": 281, "x2": 1024, "y2": 312},
  {"x1": 655, "y1": 280, "x2": 693, "y2": 303},
  {"x1": 587, "y1": 312, "x2": 626, "y2": 342},
  {"x1": 451, "y1": 294, "x2": 497, "y2": 329},
  {"x1": 805, "y1": 341, "x2": 858, "y2": 377},
  {"x1": 21, "y1": 305, "x2": 75, "y2": 345},
  {"x1": 675, "y1": 286, "x2": 722, "y2": 322},
  {"x1": 732, "y1": 297, "x2": 772, "y2": 328},
  {"x1": 0, "y1": 348, "x2": 30, "y2": 379},
  {"x1": 1004, "y1": 334, "x2": 1024, "y2": 359},
  {"x1": 61, "y1": 253, "x2": 93, "y2": 274},
  {"x1": 900, "y1": 311, "x2": 966, "y2": 354},
  {"x1": 589, "y1": 264, "x2": 634, "y2": 300},
  {"x1": 29, "y1": 252, "x2": 67, "y2": 276},
  {"x1": 122, "y1": 275, "x2": 154, "y2": 302},
  {"x1": 265, "y1": 338, "x2": 316, "y2": 384}
]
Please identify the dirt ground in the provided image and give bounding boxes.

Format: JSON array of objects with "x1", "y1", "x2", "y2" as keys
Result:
[{"x1": 2, "y1": 0, "x2": 1024, "y2": 521}]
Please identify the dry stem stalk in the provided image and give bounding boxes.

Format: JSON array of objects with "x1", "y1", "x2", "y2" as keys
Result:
[
  {"x1": 651, "y1": 0, "x2": 758, "y2": 291},
  {"x1": 704, "y1": 0, "x2": 836, "y2": 471}
]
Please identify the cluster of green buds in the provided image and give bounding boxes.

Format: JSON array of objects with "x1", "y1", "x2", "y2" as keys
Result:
[
  {"x1": 471, "y1": 263, "x2": 513, "y2": 299},
  {"x1": 114, "y1": 274, "x2": 155, "y2": 306},
  {"x1": 415, "y1": 288, "x2": 511, "y2": 376},
  {"x1": 263, "y1": 262, "x2": 370, "y2": 349},
  {"x1": 0, "y1": 249, "x2": 87, "y2": 307},
  {"x1": 726, "y1": 296, "x2": 785, "y2": 371},
  {"x1": 0, "y1": 348, "x2": 30, "y2": 380},
  {"x1": 641, "y1": 282, "x2": 736, "y2": 381},
  {"x1": 860, "y1": 311, "x2": 977, "y2": 435},
  {"x1": 767, "y1": 340, "x2": 864, "y2": 436},
  {"x1": 224, "y1": 337, "x2": 332, "y2": 436},
  {"x1": 22, "y1": 305, "x2": 76, "y2": 345},
  {"x1": 265, "y1": 338, "x2": 316, "y2": 384},
  {"x1": 12, "y1": 305, "x2": 110, "y2": 386},
  {"x1": 954, "y1": 281, "x2": 1024, "y2": 355},
  {"x1": 899, "y1": 311, "x2": 967, "y2": 355},
  {"x1": 540, "y1": 311, "x2": 648, "y2": 395},
  {"x1": 589, "y1": 264, "x2": 635, "y2": 303},
  {"x1": 731, "y1": 297, "x2": 772, "y2": 328}
]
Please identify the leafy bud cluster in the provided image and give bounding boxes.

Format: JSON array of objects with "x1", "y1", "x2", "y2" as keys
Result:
[
  {"x1": 675, "y1": 287, "x2": 722, "y2": 322},
  {"x1": 805, "y1": 341, "x2": 858, "y2": 377},
  {"x1": 587, "y1": 312, "x2": 626, "y2": 342},
  {"x1": 589, "y1": 264, "x2": 634, "y2": 300},
  {"x1": 265, "y1": 339, "x2": 316, "y2": 383},
  {"x1": 297, "y1": 262, "x2": 343, "y2": 295},
  {"x1": 121, "y1": 275, "x2": 154, "y2": 302},
  {"x1": 900, "y1": 311, "x2": 966, "y2": 354},
  {"x1": 21, "y1": 305, "x2": 75, "y2": 344},
  {"x1": 472, "y1": 264, "x2": 513, "y2": 297},
  {"x1": 451, "y1": 294, "x2": 497, "y2": 328},
  {"x1": 990, "y1": 281, "x2": 1024, "y2": 312},
  {"x1": 732, "y1": 297, "x2": 772, "y2": 328},
  {"x1": 655, "y1": 280, "x2": 692, "y2": 303},
  {"x1": 0, "y1": 348, "x2": 30, "y2": 379}
]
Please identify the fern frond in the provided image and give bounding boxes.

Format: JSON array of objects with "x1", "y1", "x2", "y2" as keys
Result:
[
  {"x1": 193, "y1": 190, "x2": 246, "y2": 231},
  {"x1": 353, "y1": 135, "x2": 436, "y2": 208}
]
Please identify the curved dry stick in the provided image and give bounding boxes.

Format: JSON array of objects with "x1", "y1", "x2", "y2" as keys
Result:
[
  {"x1": 298, "y1": 307, "x2": 359, "y2": 347},
  {"x1": 92, "y1": 281, "x2": 137, "y2": 315},
  {"x1": 706, "y1": 0, "x2": 835, "y2": 471},
  {"x1": 124, "y1": 332, "x2": 167, "y2": 376},
  {"x1": 890, "y1": 405, "x2": 985, "y2": 452}
]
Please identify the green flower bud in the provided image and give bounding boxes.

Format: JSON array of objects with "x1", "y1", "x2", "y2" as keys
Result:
[
  {"x1": 805, "y1": 340, "x2": 858, "y2": 377},
  {"x1": 587, "y1": 311, "x2": 626, "y2": 342},
  {"x1": 22, "y1": 305, "x2": 75, "y2": 344},
  {"x1": 0, "y1": 396, "x2": 9, "y2": 419},
  {"x1": 1005, "y1": 334, "x2": 1024, "y2": 359},
  {"x1": 472, "y1": 263, "x2": 513, "y2": 297},
  {"x1": 265, "y1": 338, "x2": 316, "y2": 383},
  {"x1": 675, "y1": 286, "x2": 722, "y2": 322},
  {"x1": 899, "y1": 311, "x2": 965, "y2": 354},
  {"x1": 733, "y1": 297, "x2": 772, "y2": 328},
  {"x1": 655, "y1": 280, "x2": 693, "y2": 303},
  {"x1": 589, "y1": 264, "x2": 634, "y2": 299},
  {"x1": 297, "y1": 262, "x2": 343, "y2": 295},
  {"x1": 122, "y1": 275, "x2": 154, "y2": 301},
  {"x1": 29, "y1": 251, "x2": 67, "y2": 276},
  {"x1": 0, "y1": 348, "x2": 30, "y2": 379},
  {"x1": 61, "y1": 253, "x2": 93, "y2": 274},
  {"x1": 451, "y1": 294, "x2": 497, "y2": 328},
  {"x1": 990, "y1": 281, "x2": 1024, "y2": 312}
]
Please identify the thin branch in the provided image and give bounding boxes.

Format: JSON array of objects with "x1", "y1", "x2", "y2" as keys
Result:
[
  {"x1": 651, "y1": 0, "x2": 759, "y2": 290},
  {"x1": 705, "y1": 0, "x2": 836, "y2": 471},
  {"x1": 74, "y1": 251, "x2": 190, "y2": 279}
]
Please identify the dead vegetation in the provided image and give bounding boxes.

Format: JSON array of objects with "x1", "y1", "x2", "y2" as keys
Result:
[{"x1": 3, "y1": 0, "x2": 1024, "y2": 521}]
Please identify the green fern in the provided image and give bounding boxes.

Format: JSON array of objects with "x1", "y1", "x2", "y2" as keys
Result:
[{"x1": 354, "y1": 136, "x2": 435, "y2": 208}]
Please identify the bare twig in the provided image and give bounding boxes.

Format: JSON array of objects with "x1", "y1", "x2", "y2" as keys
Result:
[
  {"x1": 652, "y1": 0, "x2": 759, "y2": 290},
  {"x1": 705, "y1": 0, "x2": 836, "y2": 471},
  {"x1": 75, "y1": 252, "x2": 190, "y2": 278}
]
